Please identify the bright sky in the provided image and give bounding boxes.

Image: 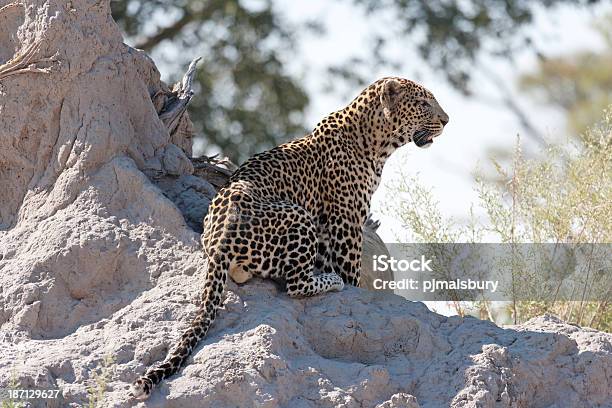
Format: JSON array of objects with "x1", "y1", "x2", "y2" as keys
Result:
[{"x1": 274, "y1": 0, "x2": 610, "y2": 242}]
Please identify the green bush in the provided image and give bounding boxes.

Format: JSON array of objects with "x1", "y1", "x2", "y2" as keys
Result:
[
  {"x1": 385, "y1": 107, "x2": 611, "y2": 331},
  {"x1": 86, "y1": 354, "x2": 115, "y2": 408}
]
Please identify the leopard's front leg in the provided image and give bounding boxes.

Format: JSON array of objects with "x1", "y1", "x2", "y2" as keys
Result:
[
  {"x1": 332, "y1": 225, "x2": 363, "y2": 286},
  {"x1": 327, "y1": 217, "x2": 363, "y2": 287},
  {"x1": 315, "y1": 220, "x2": 336, "y2": 274}
]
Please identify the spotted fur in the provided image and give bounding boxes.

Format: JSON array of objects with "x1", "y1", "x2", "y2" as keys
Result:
[{"x1": 130, "y1": 77, "x2": 448, "y2": 399}]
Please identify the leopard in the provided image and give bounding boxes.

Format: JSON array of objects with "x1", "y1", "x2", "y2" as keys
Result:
[{"x1": 130, "y1": 76, "x2": 449, "y2": 399}]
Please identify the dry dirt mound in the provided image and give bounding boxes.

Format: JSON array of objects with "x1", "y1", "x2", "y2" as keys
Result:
[{"x1": 0, "y1": 1, "x2": 610, "y2": 407}]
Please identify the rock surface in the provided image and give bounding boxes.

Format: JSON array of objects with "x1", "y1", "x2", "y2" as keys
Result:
[
  {"x1": 0, "y1": 1, "x2": 611, "y2": 408},
  {"x1": 2, "y1": 277, "x2": 612, "y2": 408}
]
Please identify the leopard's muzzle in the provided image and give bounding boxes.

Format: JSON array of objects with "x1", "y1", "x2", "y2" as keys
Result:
[{"x1": 413, "y1": 129, "x2": 436, "y2": 148}]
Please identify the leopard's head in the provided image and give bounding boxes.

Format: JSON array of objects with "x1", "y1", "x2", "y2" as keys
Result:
[{"x1": 378, "y1": 77, "x2": 449, "y2": 150}]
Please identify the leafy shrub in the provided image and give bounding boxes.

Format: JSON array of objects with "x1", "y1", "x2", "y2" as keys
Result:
[{"x1": 385, "y1": 107, "x2": 611, "y2": 331}]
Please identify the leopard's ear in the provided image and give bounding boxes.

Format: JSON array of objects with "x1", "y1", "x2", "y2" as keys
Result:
[{"x1": 380, "y1": 78, "x2": 402, "y2": 120}]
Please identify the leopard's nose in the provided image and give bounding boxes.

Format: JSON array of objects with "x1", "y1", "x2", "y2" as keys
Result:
[{"x1": 440, "y1": 112, "x2": 449, "y2": 126}]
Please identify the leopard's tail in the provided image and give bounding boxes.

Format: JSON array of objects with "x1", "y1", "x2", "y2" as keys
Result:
[{"x1": 130, "y1": 253, "x2": 229, "y2": 400}]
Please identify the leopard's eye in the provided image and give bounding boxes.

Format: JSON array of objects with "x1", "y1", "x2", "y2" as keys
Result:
[{"x1": 420, "y1": 100, "x2": 432, "y2": 108}]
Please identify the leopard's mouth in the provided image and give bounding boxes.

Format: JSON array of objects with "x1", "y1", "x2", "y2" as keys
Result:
[{"x1": 413, "y1": 129, "x2": 435, "y2": 148}]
